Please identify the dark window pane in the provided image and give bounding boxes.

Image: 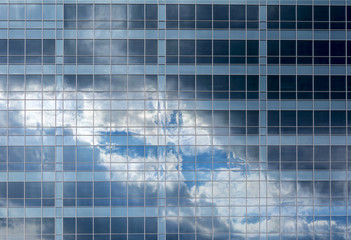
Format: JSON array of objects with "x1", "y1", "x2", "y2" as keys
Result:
[
  {"x1": 247, "y1": 5, "x2": 259, "y2": 20},
  {"x1": 247, "y1": 111, "x2": 259, "y2": 126},
  {"x1": 268, "y1": 111, "x2": 279, "y2": 126},
  {"x1": 129, "y1": 5, "x2": 144, "y2": 20},
  {"x1": 315, "y1": 146, "x2": 330, "y2": 161},
  {"x1": 297, "y1": 6, "x2": 312, "y2": 21},
  {"x1": 64, "y1": 39, "x2": 76, "y2": 55},
  {"x1": 230, "y1": 111, "x2": 246, "y2": 126},
  {"x1": 8, "y1": 182, "x2": 24, "y2": 198},
  {"x1": 166, "y1": 40, "x2": 178, "y2": 55},
  {"x1": 281, "y1": 111, "x2": 296, "y2": 126},
  {"x1": 78, "y1": 218, "x2": 92, "y2": 234},
  {"x1": 314, "y1": 111, "x2": 329, "y2": 126},
  {"x1": 26, "y1": 40, "x2": 41, "y2": 55},
  {"x1": 331, "y1": 6, "x2": 345, "y2": 21},
  {"x1": 281, "y1": 40, "x2": 296, "y2": 56},
  {"x1": 77, "y1": 182, "x2": 93, "y2": 198},
  {"x1": 281, "y1": 75, "x2": 296, "y2": 91},
  {"x1": 314, "y1": 6, "x2": 329, "y2": 21},
  {"x1": 331, "y1": 76, "x2": 346, "y2": 91},
  {"x1": 25, "y1": 182, "x2": 41, "y2": 198},
  {"x1": 146, "y1": 40, "x2": 157, "y2": 55},
  {"x1": 9, "y1": 39, "x2": 24, "y2": 55},
  {"x1": 281, "y1": 146, "x2": 296, "y2": 161},
  {"x1": 0, "y1": 40, "x2": 6, "y2": 55},
  {"x1": 179, "y1": 75, "x2": 195, "y2": 91},
  {"x1": 230, "y1": 40, "x2": 245, "y2": 55},
  {"x1": 331, "y1": 146, "x2": 346, "y2": 161},
  {"x1": 43, "y1": 40, "x2": 55, "y2": 55},
  {"x1": 146, "y1": 218, "x2": 158, "y2": 233},
  {"x1": 197, "y1": 40, "x2": 212, "y2": 55},
  {"x1": 267, "y1": 6, "x2": 279, "y2": 21},
  {"x1": 213, "y1": 5, "x2": 228, "y2": 20},
  {"x1": 298, "y1": 146, "x2": 313, "y2": 161},
  {"x1": 129, "y1": 40, "x2": 144, "y2": 55},
  {"x1": 166, "y1": 5, "x2": 178, "y2": 20},
  {"x1": 63, "y1": 218, "x2": 76, "y2": 234},
  {"x1": 180, "y1": 4, "x2": 195, "y2": 20},
  {"x1": 197, "y1": 5, "x2": 212, "y2": 20},
  {"x1": 298, "y1": 111, "x2": 312, "y2": 126},
  {"x1": 314, "y1": 41, "x2": 329, "y2": 56},
  {"x1": 112, "y1": 218, "x2": 127, "y2": 233},
  {"x1": 213, "y1": 75, "x2": 228, "y2": 91},
  {"x1": 94, "y1": 218, "x2": 110, "y2": 233},
  {"x1": 129, "y1": 218, "x2": 144, "y2": 233},
  {"x1": 268, "y1": 75, "x2": 279, "y2": 91},
  {"x1": 280, "y1": 5, "x2": 295, "y2": 21},
  {"x1": 94, "y1": 182, "x2": 110, "y2": 198},
  {"x1": 146, "y1": 5, "x2": 157, "y2": 20},
  {"x1": 230, "y1": 5, "x2": 245, "y2": 20},
  {"x1": 331, "y1": 41, "x2": 346, "y2": 56},
  {"x1": 213, "y1": 40, "x2": 228, "y2": 55},
  {"x1": 247, "y1": 75, "x2": 259, "y2": 91},
  {"x1": 247, "y1": 40, "x2": 259, "y2": 55},
  {"x1": 230, "y1": 75, "x2": 245, "y2": 91},
  {"x1": 297, "y1": 41, "x2": 312, "y2": 56},
  {"x1": 331, "y1": 111, "x2": 346, "y2": 126},
  {"x1": 64, "y1": 5, "x2": 76, "y2": 20},
  {"x1": 197, "y1": 75, "x2": 212, "y2": 91},
  {"x1": 180, "y1": 40, "x2": 195, "y2": 55},
  {"x1": 268, "y1": 40, "x2": 279, "y2": 55},
  {"x1": 314, "y1": 76, "x2": 329, "y2": 91},
  {"x1": 268, "y1": 146, "x2": 280, "y2": 161}
]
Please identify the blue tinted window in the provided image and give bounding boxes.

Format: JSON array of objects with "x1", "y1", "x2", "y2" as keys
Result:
[
  {"x1": 78, "y1": 5, "x2": 93, "y2": 20},
  {"x1": 77, "y1": 182, "x2": 93, "y2": 198},
  {"x1": 94, "y1": 218, "x2": 110, "y2": 233},
  {"x1": 63, "y1": 218, "x2": 76, "y2": 234},
  {"x1": 26, "y1": 40, "x2": 41, "y2": 55},
  {"x1": 78, "y1": 218, "x2": 93, "y2": 234},
  {"x1": 8, "y1": 182, "x2": 24, "y2": 198},
  {"x1": 25, "y1": 182, "x2": 41, "y2": 198},
  {"x1": 129, "y1": 218, "x2": 144, "y2": 233},
  {"x1": 9, "y1": 40, "x2": 24, "y2": 55},
  {"x1": 94, "y1": 182, "x2": 110, "y2": 198},
  {"x1": 129, "y1": 5, "x2": 144, "y2": 20},
  {"x1": 64, "y1": 5, "x2": 76, "y2": 20}
]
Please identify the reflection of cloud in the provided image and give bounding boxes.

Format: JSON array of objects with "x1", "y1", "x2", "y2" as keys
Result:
[{"x1": 5, "y1": 75, "x2": 347, "y2": 237}]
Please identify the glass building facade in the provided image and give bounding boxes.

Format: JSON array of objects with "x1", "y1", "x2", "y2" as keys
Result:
[{"x1": 0, "y1": 0, "x2": 351, "y2": 239}]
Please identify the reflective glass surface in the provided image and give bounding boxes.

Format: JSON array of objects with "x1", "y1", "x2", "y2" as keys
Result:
[{"x1": 0, "y1": 1, "x2": 350, "y2": 239}]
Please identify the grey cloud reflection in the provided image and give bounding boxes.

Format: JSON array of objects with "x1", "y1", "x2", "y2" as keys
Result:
[{"x1": 3, "y1": 76, "x2": 343, "y2": 237}]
